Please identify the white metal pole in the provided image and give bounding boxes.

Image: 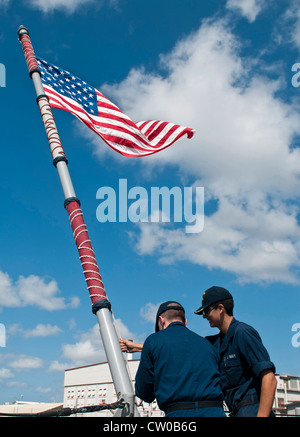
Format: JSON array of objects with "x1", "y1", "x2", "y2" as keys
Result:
[{"x1": 18, "y1": 25, "x2": 138, "y2": 417}]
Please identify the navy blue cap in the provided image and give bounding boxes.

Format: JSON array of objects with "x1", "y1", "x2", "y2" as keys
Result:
[
  {"x1": 194, "y1": 286, "x2": 232, "y2": 315},
  {"x1": 155, "y1": 301, "x2": 185, "y2": 332}
]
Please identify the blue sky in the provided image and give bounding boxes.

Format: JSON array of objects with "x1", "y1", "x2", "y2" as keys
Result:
[{"x1": 0, "y1": 0, "x2": 300, "y2": 404}]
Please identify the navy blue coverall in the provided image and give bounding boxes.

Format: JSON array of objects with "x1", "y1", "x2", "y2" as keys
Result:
[
  {"x1": 206, "y1": 318, "x2": 276, "y2": 417},
  {"x1": 135, "y1": 321, "x2": 226, "y2": 417}
]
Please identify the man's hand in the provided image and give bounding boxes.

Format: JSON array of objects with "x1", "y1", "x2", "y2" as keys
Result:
[{"x1": 119, "y1": 338, "x2": 143, "y2": 353}]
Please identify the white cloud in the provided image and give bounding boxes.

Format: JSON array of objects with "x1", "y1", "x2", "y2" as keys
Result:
[
  {"x1": 35, "y1": 386, "x2": 52, "y2": 393},
  {"x1": 0, "y1": 0, "x2": 10, "y2": 8},
  {"x1": 280, "y1": 1, "x2": 300, "y2": 51},
  {"x1": 139, "y1": 303, "x2": 160, "y2": 324},
  {"x1": 6, "y1": 380, "x2": 27, "y2": 388},
  {"x1": 48, "y1": 360, "x2": 70, "y2": 372},
  {"x1": 0, "y1": 271, "x2": 80, "y2": 311},
  {"x1": 26, "y1": 0, "x2": 94, "y2": 13},
  {"x1": 62, "y1": 339, "x2": 104, "y2": 366},
  {"x1": 9, "y1": 355, "x2": 43, "y2": 371},
  {"x1": 61, "y1": 320, "x2": 141, "y2": 367},
  {"x1": 61, "y1": 324, "x2": 105, "y2": 366},
  {"x1": 226, "y1": 0, "x2": 267, "y2": 22},
  {"x1": 25, "y1": 0, "x2": 117, "y2": 14},
  {"x1": 95, "y1": 19, "x2": 300, "y2": 284},
  {"x1": 23, "y1": 323, "x2": 62, "y2": 338},
  {"x1": 7, "y1": 324, "x2": 22, "y2": 336},
  {"x1": 134, "y1": 201, "x2": 300, "y2": 284},
  {"x1": 0, "y1": 271, "x2": 20, "y2": 307},
  {"x1": 0, "y1": 367, "x2": 14, "y2": 381}
]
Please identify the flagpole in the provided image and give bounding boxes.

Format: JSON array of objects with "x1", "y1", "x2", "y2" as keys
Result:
[{"x1": 18, "y1": 25, "x2": 138, "y2": 417}]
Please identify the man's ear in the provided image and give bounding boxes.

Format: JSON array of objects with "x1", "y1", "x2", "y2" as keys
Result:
[
  {"x1": 158, "y1": 315, "x2": 165, "y2": 330},
  {"x1": 218, "y1": 304, "x2": 225, "y2": 314},
  {"x1": 184, "y1": 318, "x2": 187, "y2": 326}
]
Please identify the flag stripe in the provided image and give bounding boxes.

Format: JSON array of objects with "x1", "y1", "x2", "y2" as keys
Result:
[
  {"x1": 54, "y1": 93, "x2": 192, "y2": 152},
  {"x1": 37, "y1": 57, "x2": 194, "y2": 157},
  {"x1": 45, "y1": 86, "x2": 156, "y2": 150},
  {"x1": 47, "y1": 87, "x2": 191, "y2": 153},
  {"x1": 46, "y1": 87, "x2": 144, "y2": 140}
]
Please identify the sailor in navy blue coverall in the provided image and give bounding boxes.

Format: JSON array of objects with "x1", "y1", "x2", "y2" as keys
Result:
[
  {"x1": 134, "y1": 301, "x2": 226, "y2": 417},
  {"x1": 195, "y1": 286, "x2": 277, "y2": 417}
]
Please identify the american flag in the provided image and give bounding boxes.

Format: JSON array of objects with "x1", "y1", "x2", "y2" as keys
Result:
[{"x1": 36, "y1": 57, "x2": 194, "y2": 157}]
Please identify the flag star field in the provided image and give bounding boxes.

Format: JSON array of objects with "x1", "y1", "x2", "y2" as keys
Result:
[{"x1": 37, "y1": 58, "x2": 99, "y2": 115}]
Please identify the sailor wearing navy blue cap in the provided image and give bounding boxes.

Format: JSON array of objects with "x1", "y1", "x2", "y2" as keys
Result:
[
  {"x1": 195, "y1": 286, "x2": 277, "y2": 417},
  {"x1": 134, "y1": 301, "x2": 226, "y2": 417}
]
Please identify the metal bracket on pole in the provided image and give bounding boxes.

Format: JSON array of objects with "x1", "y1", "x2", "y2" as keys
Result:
[
  {"x1": 113, "y1": 394, "x2": 140, "y2": 417},
  {"x1": 18, "y1": 25, "x2": 139, "y2": 417}
]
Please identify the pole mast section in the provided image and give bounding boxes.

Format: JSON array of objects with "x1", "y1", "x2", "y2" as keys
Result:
[{"x1": 18, "y1": 26, "x2": 138, "y2": 417}]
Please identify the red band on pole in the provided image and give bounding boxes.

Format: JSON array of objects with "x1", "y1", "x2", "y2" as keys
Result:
[
  {"x1": 19, "y1": 26, "x2": 107, "y2": 306},
  {"x1": 18, "y1": 32, "x2": 39, "y2": 74},
  {"x1": 66, "y1": 200, "x2": 107, "y2": 304},
  {"x1": 37, "y1": 96, "x2": 66, "y2": 160},
  {"x1": 19, "y1": 29, "x2": 66, "y2": 161}
]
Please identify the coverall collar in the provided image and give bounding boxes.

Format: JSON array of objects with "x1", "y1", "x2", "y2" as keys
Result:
[{"x1": 219, "y1": 317, "x2": 237, "y2": 353}]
